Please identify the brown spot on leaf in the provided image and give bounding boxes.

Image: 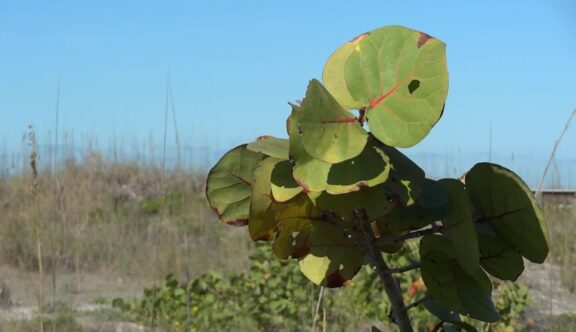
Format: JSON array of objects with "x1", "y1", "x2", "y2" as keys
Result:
[
  {"x1": 289, "y1": 244, "x2": 310, "y2": 259},
  {"x1": 257, "y1": 135, "x2": 274, "y2": 141},
  {"x1": 227, "y1": 219, "x2": 249, "y2": 227},
  {"x1": 325, "y1": 270, "x2": 348, "y2": 288},
  {"x1": 417, "y1": 32, "x2": 434, "y2": 48},
  {"x1": 350, "y1": 32, "x2": 370, "y2": 43}
]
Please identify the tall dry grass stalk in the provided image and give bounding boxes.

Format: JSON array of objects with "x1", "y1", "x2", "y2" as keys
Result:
[{"x1": 28, "y1": 126, "x2": 44, "y2": 332}]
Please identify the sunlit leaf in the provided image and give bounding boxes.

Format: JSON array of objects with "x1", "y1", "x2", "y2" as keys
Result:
[
  {"x1": 206, "y1": 145, "x2": 263, "y2": 226},
  {"x1": 466, "y1": 162, "x2": 549, "y2": 263},
  {"x1": 288, "y1": 105, "x2": 331, "y2": 193},
  {"x1": 299, "y1": 79, "x2": 368, "y2": 163},
  {"x1": 247, "y1": 136, "x2": 289, "y2": 159},
  {"x1": 298, "y1": 221, "x2": 363, "y2": 288},
  {"x1": 271, "y1": 160, "x2": 303, "y2": 202},
  {"x1": 326, "y1": 138, "x2": 390, "y2": 194},
  {"x1": 323, "y1": 26, "x2": 448, "y2": 147},
  {"x1": 272, "y1": 194, "x2": 323, "y2": 259},
  {"x1": 249, "y1": 157, "x2": 282, "y2": 240}
]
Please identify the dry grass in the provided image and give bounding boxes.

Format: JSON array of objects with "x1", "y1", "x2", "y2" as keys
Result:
[{"x1": 0, "y1": 151, "x2": 252, "y2": 285}]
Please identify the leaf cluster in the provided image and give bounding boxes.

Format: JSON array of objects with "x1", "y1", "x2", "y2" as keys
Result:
[{"x1": 205, "y1": 25, "x2": 549, "y2": 328}]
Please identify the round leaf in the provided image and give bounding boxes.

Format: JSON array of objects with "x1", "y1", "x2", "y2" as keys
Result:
[
  {"x1": 439, "y1": 179, "x2": 479, "y2": 277},
  {"x1": 271, "y1": 160, "x2": 303, "y2": 202},
  {"x1": 247, "y1": 136, "x2": 289, "y2": 159},
  {"x1": 248, "y1": 157, "x2": 282, "y2": 240},
  {"x1": 420, "y1": 235, "x2": 499, "y2": 322},
  {"x1": 298, "y1": 226, "x2": 363, "y2": 288},
  {"x1": 288, "y1": 105, "x2": 331, "y2": 193},
  {"x1": 465, "y1": 162, "x2": 549, "y2": 263},
  {"x1": 326, "y1": 140, "x2": 390, "y2": 194},
  {"x1": 206, "y1": 145, "x2": 263, "y2": 226},
  {"x1": 476, "y1": 223, "x2": 524, "y2": 281},
  {"x1": 299, "y1": 79, "x2": 368, "y2": 163},
  {"x1": 323, "y1": 26, "x2": 449, "y2": 147}
]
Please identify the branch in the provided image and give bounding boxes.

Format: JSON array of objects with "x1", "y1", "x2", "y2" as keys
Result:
[
  {"x1": 353, "y1": 210, "x2": 414, "y2": 332},
  {"x1": 376, "y1": 224, "x2": 445, "y2": 246},
  {"x1": 404, "y1": 295, "x2": 429, "y2": 312},
  {"x1": 389, "y1": 262, "x2": 421, "y2": 274}
]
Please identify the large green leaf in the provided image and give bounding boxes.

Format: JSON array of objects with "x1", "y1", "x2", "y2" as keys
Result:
[
  {"x1": 378, "y1": 142, "x2": 425, "y2": 206},
  {"x1": 270, "y1": 160, "x2": 303, "y2": 202},
  {"x1": 377, "y1": 179, "x2": 450, "y2": 233},
  {"x1": 288, "y1": 105, "x2": 331, "y2": 193},
  {"x1": 248, "y1": 157, "x2": 282, "y2": 240},
  {"x1": 439, "y1": 179, "x2": 479, "y2": 276},
  {"x1": 316, "y1": 184, "x2": 394, "y2": 222},
  {"x1": 476, "y1": 223, "x2": 524, "y2": 281},
  {"x1": 206, "y1": 145, "x2": 263, "y2": 226},
  {"x1": 298, "y1": 222, "x2": 363, "y2": 288},
  {"x1": 420, "y1": 235, "x2": 499, "y2": 322},
  {"x1": 247, "y1": 136, "x2": 289, "y2": 159},
  {"x1": 272, "y1": 194, "x2": 324, "y2": 260},
  {"x1": 326, "y1": 139, "x2": 390, "y2": 194},
  {"x1": 298, "y1": 79, "x2": 368, "y2": 163},
  {"x1": 465, "y1": 163, "x2": 549, "y2": 263},
  {"x1": 323, "y1": 26, "x2": 449, "y2": 147}
]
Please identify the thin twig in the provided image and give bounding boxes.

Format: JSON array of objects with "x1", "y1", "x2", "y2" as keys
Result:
[
  {"x1": 389, "y1": 262, "x2": 421, "y2": 274},
  {"x1": 535, "y1": 106, "x2": 575, "y2": 204},
  {"x1": 404, "y1": 295, "x2": 429, "y2": 312},
  {"x1": 376, "y1": 224, "x2": 445, "y2": 246},
  {"x1": 311, "y1": 286, "x2": 324, "y2": 331}
]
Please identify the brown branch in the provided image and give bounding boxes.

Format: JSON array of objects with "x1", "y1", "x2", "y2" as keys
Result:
[{"x1": 353, "y1": 210, "x2": 414, "y2": 332}]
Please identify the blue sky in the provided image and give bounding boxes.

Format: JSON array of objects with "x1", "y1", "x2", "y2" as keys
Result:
[{"x1": 1, "y1": 1, "x2": 575, "y2": 171}]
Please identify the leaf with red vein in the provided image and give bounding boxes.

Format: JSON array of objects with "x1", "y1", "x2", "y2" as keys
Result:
[{"x1": 323, "y1": 25, "x2": 449, "y2": 148}]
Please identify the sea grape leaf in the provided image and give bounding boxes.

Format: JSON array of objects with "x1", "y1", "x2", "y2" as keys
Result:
[
  {"x1": 288, "y1": 105, "x2": 331, "y2": 193},
  {"x1": 420, "y1": 235, "x2": 499, "y2": 322},
  {"x1": 326, "y1": 140, "x2": 391, "y2": 194},
  {"x1": 422, "y1": 296, "x2": 461, "y2": 323},
  {"x1": 206, "y1": 145, "x2": 263, "y2": 226},
  {"x1": 323, "y1": 25, "x2": 449, "y2": 148},
  {"x1": 298, "y1": 79, "x2": 368, "y2": 163},
  {"x1": 298, "y1": 222, "x2": 363, "y2": 287},
  {"x1": 377, "y1": 178, "x2": 450, "y2": 233},
  {"x1": 247, "y1": 136, "x2": 289, "y2": 159},
  {"x1": 378, "y1": 142, "x2": 425, "y2": 206},
  {"x1": 271, "y1": 160, "x2": 303, "y2": 202},
  {"x1": 476, "y1": 223, "x2": 524, "y2": 281},
  {"x1": 465, "y1": 162, "x2": 549, "y2": 263},
  {"x1": 316, "y1": 184, "x2": 394, "y2": 222},
  {"x1": 272, "y1": 194, "x2": 324, "y2": 259},
  {"x1": 439, "y1": 179, "x2": 479, "y2": 276},
  {"x1": 248, "y1": 157, "x2": 282, "y2": 240}
]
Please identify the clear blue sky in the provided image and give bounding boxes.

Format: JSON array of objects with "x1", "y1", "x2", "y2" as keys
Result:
[{"x1": 1, "y1": 1, "x2": 575, "y2": 164}]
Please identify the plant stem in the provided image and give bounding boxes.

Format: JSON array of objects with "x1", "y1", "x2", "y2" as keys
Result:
[
  {"x1": 389, "y1": 262, "x2": 421, "y2": 274},
  {"x1": 405, "y1": 295, "x2": 429, "y2": 312},
  {"x1": 353, "y1": 210, "x2": 414, "y2": 332},
  {"x1": 376, "y1": 224, "x2": 444, "y2": 246}
]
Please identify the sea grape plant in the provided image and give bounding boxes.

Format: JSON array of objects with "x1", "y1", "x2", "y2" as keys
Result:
[{"x1": 205, "y1": 25, "x2": 549, "y2": 332}]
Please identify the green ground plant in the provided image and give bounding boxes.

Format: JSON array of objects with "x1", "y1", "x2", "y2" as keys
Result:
[
  {"x1": 206, "y1": 25, "x2": 550, "y2": 331},
  {"x1": 111, "y1": 243, "x2": 532, "y2": 331}
]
